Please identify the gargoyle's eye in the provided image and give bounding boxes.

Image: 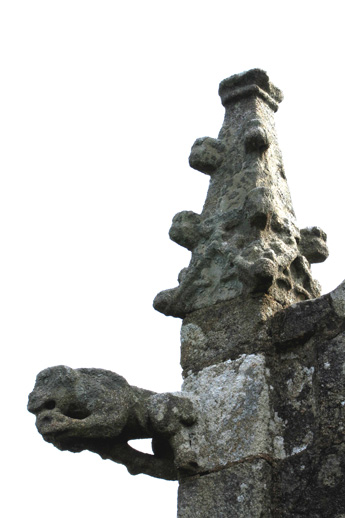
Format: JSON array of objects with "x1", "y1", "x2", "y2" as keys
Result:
[{"x1": 44, "y1": 400, "x2": 56, "y2": 410}]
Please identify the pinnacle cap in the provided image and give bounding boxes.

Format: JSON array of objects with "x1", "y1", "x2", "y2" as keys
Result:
[{"x1": 219, "y1": 69, "x2": 283, "y2": 111}]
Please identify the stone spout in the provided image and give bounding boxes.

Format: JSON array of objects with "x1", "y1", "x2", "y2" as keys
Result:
[{"x1": 28, "y1": 366, "x2": 196, "y2": 480}]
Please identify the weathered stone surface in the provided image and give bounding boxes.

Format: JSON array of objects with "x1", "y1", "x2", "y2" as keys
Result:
[
  {"x1": 266, "y1": 294, "x2": 345, "y2": 515},
  {"x1": 178, "y1": 460, "x2": 272, "y2": 518},
  {"x1": 329, "y1": 279, "x2": 345, "y2": 317},
  {"x1": 180, "y1": 295, "x2": 280, "y2": 375},
  {"x1": 270, "y1": 281, "x2": 345, "y2": 349},
  {"x1": 177, "y1": 355, "x2": 275, "y2": 474},
  {"x1": 317, "y1": 331, "x2": 345, "y2": 448},
  {"x1": 272, "y1": 445, "x2": 345, "y2": 517},
  {"x1": 181, "y1": 280, "x2": 345, "y2": 375},
  {"x1": 176, "y1": 309, "x2": 345, "y2": 515}
]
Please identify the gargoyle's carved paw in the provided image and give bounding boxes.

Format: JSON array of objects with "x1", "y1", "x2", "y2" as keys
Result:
[{"x1": 148, "y1": 393, "x2": 196, "y2": 435}]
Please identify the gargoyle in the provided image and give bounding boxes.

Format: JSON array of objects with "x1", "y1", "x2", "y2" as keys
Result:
[{"x1": 27, "y1": 365, "x2": 196, "y2": 480}]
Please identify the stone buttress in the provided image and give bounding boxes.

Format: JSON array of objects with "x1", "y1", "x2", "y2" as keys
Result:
[{"x1": 154, "y1": 69, "x2": 345, "y2": 517}]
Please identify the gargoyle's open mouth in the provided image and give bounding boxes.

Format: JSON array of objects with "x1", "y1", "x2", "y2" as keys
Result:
[
  {"x1": 62, "y1": 402, "x2": 91, "y2": 420},
  {"x1": 37, "y1": 399, "x2": 91, "y2": 420},
  {"x1": 36, "y1": 400, "x2": 91, "y2": 440}
]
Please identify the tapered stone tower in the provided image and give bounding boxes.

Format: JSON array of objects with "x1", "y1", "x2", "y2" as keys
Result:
[{"x1": 29, "y1": 70, "x2": 345, "y2": 517}]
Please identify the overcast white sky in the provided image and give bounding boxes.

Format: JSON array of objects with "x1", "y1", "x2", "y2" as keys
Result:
[{"x1": 1, "y1": 1, "x2": 345, "y2": 517}]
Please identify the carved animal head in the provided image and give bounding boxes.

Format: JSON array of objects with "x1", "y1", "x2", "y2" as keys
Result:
[
  {"x1": 28, "y1": 365, "x2": 133, "y2": 452},
  {"x1": 28, "y1": 366, "x2": 189, "y2": 480}
]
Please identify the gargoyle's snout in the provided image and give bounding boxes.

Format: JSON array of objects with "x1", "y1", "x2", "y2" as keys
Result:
[
  {"x1": 27, "y1": 392, "x2": 56, "y2": 414},
  {"x1": 28, "y1": 365, "x2": 80, "y2": 415},
  {"x1": 28, "y1": 388, "x2": 91, "y2": 421},
  {"x1": 27, "y1": 365, "x2": 94, "y2": 446}
]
